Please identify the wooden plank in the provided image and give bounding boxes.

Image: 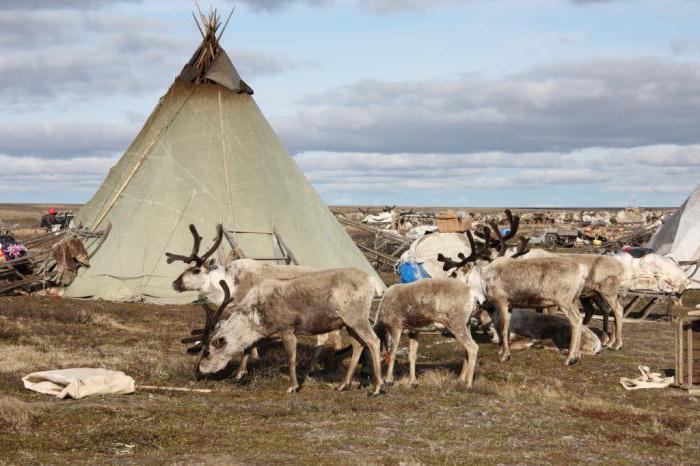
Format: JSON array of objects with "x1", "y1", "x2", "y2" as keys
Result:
[
  {"x1": 638, "y1": 297, "x2": 659, "y2": 320},
  {"x1": 689, "y1": 324, "x2": 694, "y2": 387},
  {"x1": 0, "y1": 276, "x2": 42, "y2": 294},
  {"x1": 623, "y1": 296, "x2": 641, "y2": 317},
  {"x1": 355, "y1": 242, "x2": 396, "y2": 264},
  {"x1": 676, "y1": 315, "x2": 683, "y2": 386}
]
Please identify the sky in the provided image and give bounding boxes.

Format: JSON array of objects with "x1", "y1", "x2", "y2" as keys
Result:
[{"x1": 1, "y1": 0, "x2": 699, "y2": 207}]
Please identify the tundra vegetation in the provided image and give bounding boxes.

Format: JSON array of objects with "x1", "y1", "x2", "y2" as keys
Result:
[
  {"x1": 1, "y1": 295, "x2": 699, "y2": 463},
  {"x1": 1, "y1": 205, "x2": 698, "y2": 463}
]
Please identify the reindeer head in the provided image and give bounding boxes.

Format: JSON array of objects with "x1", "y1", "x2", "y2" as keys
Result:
[
  {"x1": 167, "y1": 224, "x2": 228, "y2": 296},
  {"x1": 437, "y1": 209, "x2": 531, "y2": 277},
  {"x1": 472, "y1": 209, "x2": 529, "y2": 260},
  {"x1": 187, "y1": 280, "x2": 264, "y2": 375},
  {"x1": 437, "y1": 228, "x2": 491, "y2": 278}
]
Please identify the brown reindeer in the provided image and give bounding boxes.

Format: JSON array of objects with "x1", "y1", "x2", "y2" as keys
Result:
[
  {"x1": 439, "y1": 228, "x2": 589, "y2": 365},
  {"x1": 188, "y1": 270, "x2": 385, "y2": 395},
  {"x1": 376, "y1": 277, "x2": 479, "y2": 387}
]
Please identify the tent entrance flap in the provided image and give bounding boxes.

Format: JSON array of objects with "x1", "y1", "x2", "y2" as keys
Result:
[{"x1": 223, "y1": 228, "x2": 298, "y2": 265}]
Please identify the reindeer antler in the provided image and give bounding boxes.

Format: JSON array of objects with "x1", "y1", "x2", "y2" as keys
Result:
[
  {"x1": 502, "y1": 209, "x2": 520, "y2": 242},
  {"x1": 166, "y1": 224, "x2": 224, "y2": 266},
  {"x1": 165, "y1": 224, "x2": 202, "y2": 264},
  {"x1": 487, "y1": 209, "x2": 522, "y2": 256},
  {"x1": 437, "y1": 229, "x2": 487, "y2": 272},
  {"x1": 199, "y1": 224, "x2": 224, "y2": 264},
  {"x1": 511, "y1": 237, "x2": 531, "y2": 258},
  {"x1": 182, "y1": 279, "x2": 234, "y2": 354}
]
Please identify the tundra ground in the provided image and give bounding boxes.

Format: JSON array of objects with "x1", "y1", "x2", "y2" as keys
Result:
[{"x1": 1, "y1": 295, "x2": 699, "y2": 465}]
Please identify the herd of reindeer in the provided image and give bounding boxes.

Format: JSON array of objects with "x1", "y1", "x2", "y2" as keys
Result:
[{"x1": 162, "y1": 210, "x2": 677, "y2": 397}]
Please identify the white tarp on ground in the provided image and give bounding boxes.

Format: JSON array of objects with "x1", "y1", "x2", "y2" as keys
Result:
[
  {"x1": 648, "y1": 185, "x2": 700, "y2": 289},
  {"x1": 22, "y1": 368, "x2": 135, "y2": 399}
]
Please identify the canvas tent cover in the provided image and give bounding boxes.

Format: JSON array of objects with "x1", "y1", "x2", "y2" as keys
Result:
[
  {"x1": 648, "y1": 185, "x2": 700, "y2": 289},
  {"x1": 67, "y1": 45, "x2": 381, "y2": 303}
]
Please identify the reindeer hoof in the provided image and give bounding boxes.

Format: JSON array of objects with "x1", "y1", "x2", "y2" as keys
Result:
[
  {"x1": 335, "y1": 384, "x2": 351, "y2": 392},
  {"x1": 385, "y1": 380, "x2": 395, "y2": 387},
  {"x1": 233, "y1": 371, "x2": 248, "y2": 383},
  {"x1": 499, "y1": 353, "x2": 511, "y2": 362},
  {"x1": 565, "y1": 355, "x2": 580, "y2": 366},
  {"x1": 368, "y1": 386, "x2": 386, "y2": 398},
  {"x1": 287, "y1": 385, "x2": 300, "y2": 394}
]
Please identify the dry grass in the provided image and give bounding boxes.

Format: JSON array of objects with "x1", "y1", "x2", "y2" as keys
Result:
[
  {"x1": 1, "y1": 296, "x2": 699, "y2": 464},
  {"x1": 0, "y1": 396, "x2": 37, "y2": 434}
]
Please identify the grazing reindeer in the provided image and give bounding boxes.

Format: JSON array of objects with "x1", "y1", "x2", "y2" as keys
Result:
[
  {"x1": 376, "y1": 277, "x2": 479, "y2": 387},
  {"x1": 439, "y1": 227, "x2": 589, "y2": 365},
  {"x1": 187, "y1": 269, "x2": 385, "y2": 395},
  {"x1": 167, "y1": 224, "x2": 342, "y2": 381}
]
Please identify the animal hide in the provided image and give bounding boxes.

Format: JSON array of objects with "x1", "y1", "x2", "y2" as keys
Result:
[{"x1": 52, "y1": 238, "x2": 90, "y2": 286}]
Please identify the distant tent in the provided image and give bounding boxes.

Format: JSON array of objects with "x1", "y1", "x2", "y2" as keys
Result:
[
  {"x1": 648, "y1": 185, "x2": 700, "y2": 289},
  {"x1": 66, "y1": 11, "x2": 382, "y2": 303}
]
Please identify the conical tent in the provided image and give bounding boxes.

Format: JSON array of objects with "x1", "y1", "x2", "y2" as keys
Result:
[
  {"x1": 66, "y1": 16, "x2": 382, "y2": 303},
  {"x1": 648, "y1": 185, "x2": 700, "y2": 289}
]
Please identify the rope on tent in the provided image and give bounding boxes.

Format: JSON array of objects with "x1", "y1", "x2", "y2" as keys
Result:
[{"x1": 219, "y1": 90, "x2": 234, "y2": 216}]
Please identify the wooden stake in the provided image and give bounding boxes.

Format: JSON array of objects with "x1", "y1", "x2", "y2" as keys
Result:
[{"x1": 136, "y1": 385, "x2": 212, "y2": 393}]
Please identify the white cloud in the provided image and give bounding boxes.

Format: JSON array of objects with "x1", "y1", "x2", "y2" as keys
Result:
[
  {"x1": 0, "y1": 154, "x2": 116, "y2": 193},
  {"x1": 295, "y1": 145, "x2": 700, "y2": 197},
  {"x1": 279, "y1": 58, "x2": 700, "y2": 155}
]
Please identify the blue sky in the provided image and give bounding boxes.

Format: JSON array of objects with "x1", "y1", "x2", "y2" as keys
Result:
[{"x1": 1, "y1": 0, "x2": 699, "y2": 207}]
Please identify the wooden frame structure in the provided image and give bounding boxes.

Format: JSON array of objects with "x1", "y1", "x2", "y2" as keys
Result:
[
  {"x1": 0, "y1": 225, "x2": 111, "y2": 295},
  {"x1": 336, "y1": 217, "x2": 410, "y2": 273},
  {"x1": 673, "y1": 307, "x2": 700, "y2": 395},
  {"x1": 223, "y1": 227, "x2": 298, "y2": 265},
  {"x1": 622, "y1": 290, "x2": 678, "y2": 321}
]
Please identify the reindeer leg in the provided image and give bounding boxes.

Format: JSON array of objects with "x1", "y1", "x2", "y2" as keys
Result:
[
  {"x1": 605, "y1": 295, "x2": 623, "y2": 350},
  {"x1": 581, "y1": 297, "x2": 595, "y2": 326},
  {"x1": 249, "y1": 346, "x2": 260, "y2": 362},
  {"x1": 494, "y1": 300, "x2": 511, "y2": 362},
  {"x1": 408, "y1": 332, "x2": 419, "y2": 386},
  {"x1": 348, "y1": 322, "x2": 384, "y2": 397},
  {"x1": 234, "y1": 348, "x2": 252, "y2": 382},
  {"x1": 591, "y1": 294, "x2": 613, "y2": 347},
  {"x1": 336, "y1": 335, "x2": 363, "y2": 391},
  {"x1": 329, "y1": 330, "x2": 343, "y2": 350},
  {"x1": 385, "y1": 326, "x2": 403, "y2": 386},
  {"x1": 303, "y1": 333, "x2": 328, "y2": 379},
  {"x1": 448, "y1": 319, "x2": 479, "y2": 388},
  {"x1": 281, "y1": 332, "x2": 299, "y2": 393},
  {"x1": 563, "y1": 300, "x2": 583, "y2": 366}
]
